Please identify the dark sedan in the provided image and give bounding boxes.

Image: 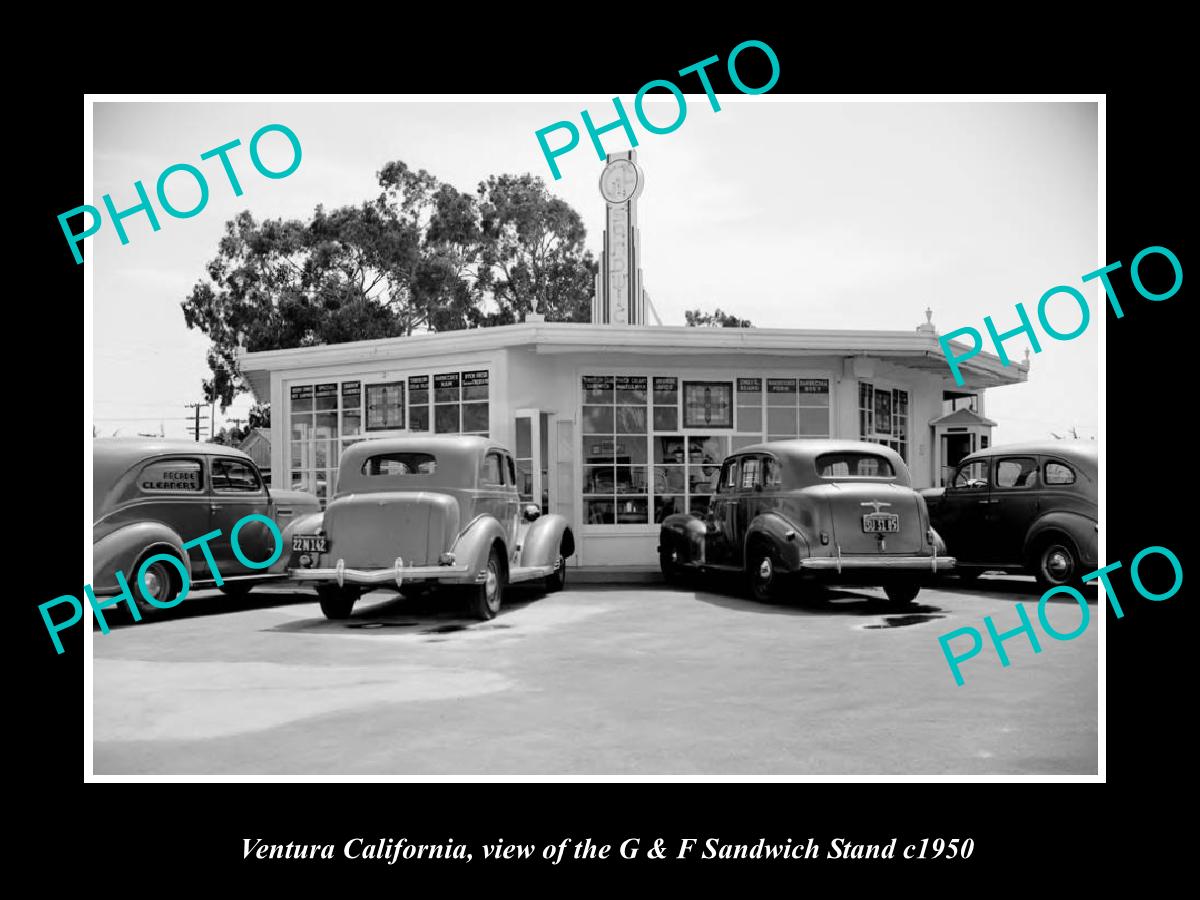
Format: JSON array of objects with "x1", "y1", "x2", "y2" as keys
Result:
[{"x1": 922, "y1": 441, "x2": 1097, "y2": 589}]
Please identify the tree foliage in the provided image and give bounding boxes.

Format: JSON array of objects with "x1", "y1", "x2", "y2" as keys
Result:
[
  {"x1": 182, "y1": 163, "x2": 597, "y2": 408},
  {"x1": 685, "y1": 308, "x2": 752, "y2": 328}
]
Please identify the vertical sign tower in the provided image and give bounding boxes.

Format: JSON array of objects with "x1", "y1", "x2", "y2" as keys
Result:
[{"x1": 593, "y1": 150, "x2": 648, "y2": 325}]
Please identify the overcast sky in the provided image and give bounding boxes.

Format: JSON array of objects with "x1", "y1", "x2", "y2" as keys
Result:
[{"x1": 91, "y1": 99, "x2": 1097, "y2": 443}]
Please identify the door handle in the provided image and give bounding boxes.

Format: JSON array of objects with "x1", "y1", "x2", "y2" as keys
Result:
[{"x1": 210, "y1": 503, "x2": 220, "y2": 512}]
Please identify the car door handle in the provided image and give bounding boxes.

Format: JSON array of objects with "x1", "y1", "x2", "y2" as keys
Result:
[
  {"x1": 210, "y1": 503, "x2": 220, "y2": 512},
  {"x1": 977, "y1": 499, "x2": 994, "y2": 504}
]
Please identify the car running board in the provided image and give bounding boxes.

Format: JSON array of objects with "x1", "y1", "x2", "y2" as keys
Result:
[{"x1": 508, "y1": 564, "x2": 557, "y2": 583}]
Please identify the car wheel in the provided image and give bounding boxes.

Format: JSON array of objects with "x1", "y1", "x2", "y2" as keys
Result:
[
  {"x1": 1035, "y1": 538, "x2": 1078, "y2": 591},
  {"x1": 885, "y1": 581, "x2": 921, "y2": 605},
  {"x1": 317, "y1": 584, "x2": 359, "y2": 620},
  {"x1": 746, "y1": 544, "x2": 781, "y2": 603},
  {"x1": 132, "y1": 553, "x2": 183, "y2": 617},
  {"x1": 467, "y1": 546, "x2": 506, "y2": 620},
  {"x1": 659, "y1": 547, "x2": 685, "y2": 585},
  {"x1": 543, "y1": 553, "x2": 567, "y2": 593},
  {"x1": 218, "y1": 581, "x2": 254, "y2": 599}
]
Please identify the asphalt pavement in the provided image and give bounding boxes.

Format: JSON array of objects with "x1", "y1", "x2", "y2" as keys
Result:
[{"x1": 91, "y1": 574, "x2": 1098, "y2": 776}]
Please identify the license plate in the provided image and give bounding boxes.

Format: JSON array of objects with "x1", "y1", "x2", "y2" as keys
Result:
[
  {"x1": 862, "y1": 514, "x2": 900, "y2": 533},
  {"x1": 292, "y1": 535, "x2": 328, "y2": 553}
]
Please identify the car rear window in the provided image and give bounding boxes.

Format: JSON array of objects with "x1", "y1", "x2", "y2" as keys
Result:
[
  {"x1": 362, "y1": 452, "x2": 437, "y2": 476},
  {"x1": 816, "y1": 453, "x2": 895, "y2": 478}
]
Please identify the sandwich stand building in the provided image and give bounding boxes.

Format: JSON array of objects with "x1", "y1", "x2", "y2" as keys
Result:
[{"x1": 240, "y1": 152, "x2": 1027, "y2": 570}]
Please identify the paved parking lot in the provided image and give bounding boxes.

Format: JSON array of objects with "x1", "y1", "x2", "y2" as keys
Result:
[{"x1": 92, "y1": 575, "x2": 1097, "y2": 776}]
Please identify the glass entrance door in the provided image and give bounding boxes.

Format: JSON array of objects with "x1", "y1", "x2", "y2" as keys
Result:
[{"x1": 515, "y1": 410, "x2": 552, "y2": 514}]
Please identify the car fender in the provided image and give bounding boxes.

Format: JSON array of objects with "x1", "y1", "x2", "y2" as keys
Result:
[
  {"x1": 1023, "y1": 511, "x2": 1098, "y2": 569},
  {"x1": 451, "y1": 515, "x2": 510, "y2": 580},
  {"x1": 659, "y1": 513, "x2": 706, "y2": 562},
  {"x1": 745, "y1": 511, "x2": 810, "y2": 572},
  {"x1": 518, "y1": 515, "x2": 574, "y2": 568},
  {"x1": 274, "y1": 511, "x2": 325, "y2": 575},
  {"x1": 93, "y1": 521, "x2": 190, "y2": 595}
]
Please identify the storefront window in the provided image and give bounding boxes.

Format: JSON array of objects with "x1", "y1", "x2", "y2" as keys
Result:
[
  {"x1": 289, "y1": 368, "x2": 489, "y2": 506},
  {"x1": 585, "y1": 372, "x2": 837, "y2": 526},
  {"x1": 859, "y1": 382, "x2": 909, "y2": 461},
  {"x1": 734, "y1": 376, "x2": 830, "y2": 451},
  {"x1": 583, "y1": 376, "x2": 649, "y2": 524}
]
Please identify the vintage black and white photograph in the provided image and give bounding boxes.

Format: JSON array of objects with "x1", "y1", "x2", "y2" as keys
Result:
[{"x1": 85, "y1": 97, "x2": 1099, "y2": 776}]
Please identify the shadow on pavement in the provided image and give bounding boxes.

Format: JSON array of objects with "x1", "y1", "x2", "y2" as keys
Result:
[
  {"x1": 97, "y1": 585, "x2": 321, "y2": 630},
  {"x1": 263, "y1": 583, "x2": 549, "y2": 638},
  {"x1": 688, "y1": 574, "x2": 945, "y2": 622}
]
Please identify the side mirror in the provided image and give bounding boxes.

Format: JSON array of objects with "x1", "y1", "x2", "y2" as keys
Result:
[{"x1": 522, "y1": 504, "x2": 541, "y2": 522}]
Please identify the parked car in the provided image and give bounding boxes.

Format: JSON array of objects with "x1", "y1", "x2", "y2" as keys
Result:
[
  {"x1": 922, "y1": 441, "x2": 1097, "y2": 589},
  {"x1": 93, "y1": 439, "x2": 321, "y2": 612},
  {"x1": 658, "y1": 440, "x2": 954, "y2": 605},
  {"x1": 288, "y1": 436, "x2": 575, "y2": 621}
]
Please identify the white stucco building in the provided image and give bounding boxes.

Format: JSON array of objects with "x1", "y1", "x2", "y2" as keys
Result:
[{"x1": 238, "y1": 152, "x2": 1027, "y2": 568}]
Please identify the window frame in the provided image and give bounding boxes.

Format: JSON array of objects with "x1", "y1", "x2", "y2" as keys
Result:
[
  {"x1": 211, "y1": 457, "x2": 265, "y2": 494},
  {"x1": 951, "y1": 459, "x2": 991, "y2": 491},
  {"x1": 1044, "y1": 459, "x2": 1077, "y2": 486},
  {"x1": 579, "y1": 367, "x2": 834, "y2": 533},
  {"x1": 994, "y1": 456, "x2": 1039, "y2": 490}
]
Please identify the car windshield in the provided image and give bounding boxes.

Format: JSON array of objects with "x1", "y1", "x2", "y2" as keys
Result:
[
  {"x1": 362, "y1": 452, "x2": 437, "y2": 476},
  {"x1": 816, "y1": 452, "x2": 894, "y2": 478}
]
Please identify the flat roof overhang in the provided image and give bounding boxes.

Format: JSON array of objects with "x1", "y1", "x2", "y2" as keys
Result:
[{"x1": 238, "y1": 322, "x2": 1027, "y2": 401}]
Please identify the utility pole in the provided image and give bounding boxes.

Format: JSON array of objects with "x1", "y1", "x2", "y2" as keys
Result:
[{"x1": 184, "y1": 403, "x2": 206, "y2": 442}]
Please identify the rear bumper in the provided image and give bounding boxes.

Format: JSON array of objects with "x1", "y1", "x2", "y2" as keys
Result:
[
  {"x1": 290, "y1": 559, "x2": 476, "y2": 588},
  {"x1": 799, "y1": 554, "x2": 956, "y2": 574}
]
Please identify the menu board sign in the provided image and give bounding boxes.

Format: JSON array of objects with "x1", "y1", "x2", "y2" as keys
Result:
[
  {"x1": 290, "y1": 385, "x2": 313, "y2": 400},
  {"x1": 798, "y1": 378, "x2": 828, "y2": 394},
  {"x1": 462, "y1": 370, "x2": 488, "y2": 387},
  {"x1": 737, "y1": 378, "x2": 762, "y2": 393},
  {"x1": 615, "y1": 375, "x2": 647, "y2": 392},
  {"x1": 767, "y1": 378, "x2": 797, "y2": 394},
  {"x1": 408, "y1": 375, "x2": 429, "y2": 390},
  {"x1": 341, "y1": 380, "x2": 361, "y2": 402}
]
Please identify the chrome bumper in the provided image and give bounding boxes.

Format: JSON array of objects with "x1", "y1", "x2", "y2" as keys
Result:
[
  {"x1": 799, "y1": 554, "x2": 956, "y2": 573},
  {"x1": 290, "y1": 557, "x2": 474, "y2": 588}
]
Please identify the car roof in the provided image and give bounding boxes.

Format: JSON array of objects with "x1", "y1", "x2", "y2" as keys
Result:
[
  {"x1": 732, "y1": 439, "x2": 906, "y2": 465},
  {"x1": 335, "y1": 435, "x2": 510, "y2": 494},
  {"x1": 963, "y1": 441, "x2": 1097, "y2": 462}
]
